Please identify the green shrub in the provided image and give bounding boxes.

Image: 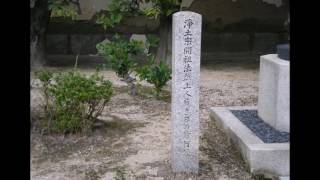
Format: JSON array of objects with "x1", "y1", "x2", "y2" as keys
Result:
[
  {"x1": 48, "y1": 0, "x2": 78, "y2": 20},
  {"x1": 146, "y1": 34, "x2": 160, "y2": 49},
  {"x1": 96, "y1": 34, "x2": 145, "y2": 95},
  {"x1": 96, "y1": 34, "x2": 144, "y2": 78},
  {"x1": 136, "y1": 55, "x2": 171, "y2": 98},
  {"x1": 95, "y1": 0, "x2": 138, "y2": 30},
  {"x1": 35, "y1": 70, "x2": 113, "y2": 134}
]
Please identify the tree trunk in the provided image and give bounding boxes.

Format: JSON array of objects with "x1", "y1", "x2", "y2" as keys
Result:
[
  {"x1": 30, "y1": 0, "x2": 49, "y2": 68},
  {"x1": 155, "y1": 16, "x2": 171, "y2": 65}
]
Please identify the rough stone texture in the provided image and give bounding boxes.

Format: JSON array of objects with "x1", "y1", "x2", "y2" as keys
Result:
[
  {"x1": 46, "y1": 55, "x2": 105, "y2": 67},
  {"x1": 181, "y1": 0, "x2": 195, "y2": 8},
  {"x1": 262, "y1": 0, "x2": 282, "y2": 7},
  {"x1": 76, "y1": 0, "x2": 111, "y2": 20},
  {"x1": 44, "y1": 0, "x2": 289, "y2": 67},
  {"x1": 209, "y1": 106, "x2": 290, "y2": 177},
  {"x1": 71, "y1": 34, "x2": 105, "y2": 54},
  {"x1": 200, "y1": 32, "x2": 288, "y2": 64},
  {"x1": 46, "y1": 34, "x2": 68, "y2": 54},
  {"x1": 258, "y1": 54, "x2": 290, "y2": 132},
  {"x1": 202, "y1": 33, "x2": 250, "y2": 52},
  {"x1": 253, "y1": 33, "x2": 279, "y2": 53},
  {"x1": 250, "y1": 143, "x2": 289, "y2": 176},
  {"x1": 189, "y1": 0, "x2": 288, "y2": 31},
  {"x1": 171, "y1": 11, "x2": 202, "y2": 173}
]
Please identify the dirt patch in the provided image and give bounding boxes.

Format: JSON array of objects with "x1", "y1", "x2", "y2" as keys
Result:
[{"x1": 31, "y1": 63, "x2": 260, "y2": 180}]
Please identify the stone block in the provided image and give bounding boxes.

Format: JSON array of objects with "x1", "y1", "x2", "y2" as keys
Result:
[
  {"x1": 71, "y1": 34, "x2": 105, "y2": 54},
  {"x1": 258, "y1": 54, "x2": 290, "y2": 132},
  {"x1": 46, "y1": 34, "x2": 68, "y2": 54},
  {"x1": 171, "y1": 11, "x2": 202, "y2": 173}
]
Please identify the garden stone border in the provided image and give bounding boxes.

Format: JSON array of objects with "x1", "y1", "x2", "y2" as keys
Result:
[{"x1": 209, "y1": 106, "x2": 289, "y2": 179}]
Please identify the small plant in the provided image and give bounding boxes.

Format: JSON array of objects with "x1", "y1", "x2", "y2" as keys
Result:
[
  {"x1": 96, "y1": 34, "x2": 144, "y2": 78},
  {"x1": 35, "y1": 70, "x2": 113, "y2": 134},
  {"x1": 96, "y1": 34, "x2": 144, "y2": 95},
  {"x1": 136, "y1": 55, "x2": 171, "y2": 98},
  {"x1": 48, "y1": 0, "x2": 78, "y2": 20},
  {"x1": 145, "y1": 34, "x2": 160, "y2": 54}
]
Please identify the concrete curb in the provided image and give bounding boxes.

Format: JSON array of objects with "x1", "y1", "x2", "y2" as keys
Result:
[{"x1": 209, "y1": 106, "x2": 289, "y2": 177}]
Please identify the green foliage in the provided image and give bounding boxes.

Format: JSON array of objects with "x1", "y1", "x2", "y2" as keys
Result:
[
  {"x1": 36, "y1": 70, "x2": 113, "y2": 134},
  {"x1": 142, "y1": 0, "x2": 181, "y2": 19},
  {"x1": 48, "y1": 0, "x2": 78, "y2": 20},
  {"x1": 142, "y1": 6, "x2": 161, "y2": 19},
  {"x1": 95, "y1": 0, "x2": 136, "y2": 29},
  {"x1": 95, "y1": 0, "x2": 181, "y2": 29},
  {"x1": 146, "y1": 34, "x2": 160, "y2": 50},
  {"x1": 35, "y1": 70, "x2": 53, "y2": 83},
  {"x1": 136, "y1": 55, "x2": 171, "y2": 97},
  {"x1": 96, "y1": 35, "x2": 144, "y2": 78},
  {"x1": 96, "y1": 13, "x2": 123, "y2": 30}
]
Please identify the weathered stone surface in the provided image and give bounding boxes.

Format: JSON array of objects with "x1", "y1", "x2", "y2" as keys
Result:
[
  {"x1": 201, "y1": 33, "x2": 250, "y2": 52},
  {"x1": 189, "y1": 0, "x2": 288, "y2": 31},
  {"x1": 46, "y1": 34, "x2": 68, "y2": 54},
  {"x1": 258, "y1": 54, "x2": 290, "y2": 132},
  {"x1": 171, "y1": 11, "x2": 202, "y2": 173},
  {"x1": 253, "y1": 33, "x2": 278, "y2": 53},
  {"x1": 71, "y1": 35, "x2": 105, "y2": 54}
]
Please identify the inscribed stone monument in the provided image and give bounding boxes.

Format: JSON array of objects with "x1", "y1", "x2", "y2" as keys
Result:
[{"x1": 171, "y1": 11, "x2": 202, "y2": 173}]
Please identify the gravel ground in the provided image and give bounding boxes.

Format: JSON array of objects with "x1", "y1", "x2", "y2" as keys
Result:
[
  {"x1": 31, "y1": 62, "x2": 262, "y2": 180},
  {"x1": 231, "y1": 110, "x2": 290, "y2": 143}
]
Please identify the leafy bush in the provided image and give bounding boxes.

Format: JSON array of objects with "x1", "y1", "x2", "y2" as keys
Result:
[
  {"x1": 136, "y1": 55, "x2": 171, "y2": 97},
  {"x1": 48, "y1": 0, "x2": 78, "y2": 20},
  {"x1": 142, "y1": 0, "x2": 181, "y2": 18},
  {"x1": 96, "y1": 35, "x2": 145, "y2": 95},
  {"x1": 145, "y1": 34, "x2": 160, "y2": 54},
  {"x1": 96, "y1": 33, "x2": 171, "y2": 98},
  {"x1": 35, "y1": 70, "x2": 113, "y2": 134},
  {"x1": 95, "y1": 0, "x2": 140, "y2": 29},
  {"x1": 96, "y1": 35, "x2": 144, "y2": 78}
]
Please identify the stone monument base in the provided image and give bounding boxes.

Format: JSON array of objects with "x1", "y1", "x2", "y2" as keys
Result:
[
  {"x1": 209, "y1": 106, "x2": 289, "y2": 178},
  {"x1": 258, "y1": 54, "x2": 290, "y2": 132}
]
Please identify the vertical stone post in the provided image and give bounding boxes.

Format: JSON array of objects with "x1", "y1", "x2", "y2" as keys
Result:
[{"x1": 171, "y1": 11, "x2": 202, "y2": 173}]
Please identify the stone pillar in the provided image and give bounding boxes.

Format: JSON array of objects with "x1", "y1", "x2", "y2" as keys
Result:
[
  {"x1": 258, "y1": 54, "x2": 290, "y2": 132},
  {"x1": 171, "y1": 11, "x2": 202, "y2": 173}
]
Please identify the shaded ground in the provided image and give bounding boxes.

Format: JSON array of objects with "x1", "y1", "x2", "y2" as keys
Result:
[{"x1": 31, "y1": 61, "x2": 261, "y2": 180}]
